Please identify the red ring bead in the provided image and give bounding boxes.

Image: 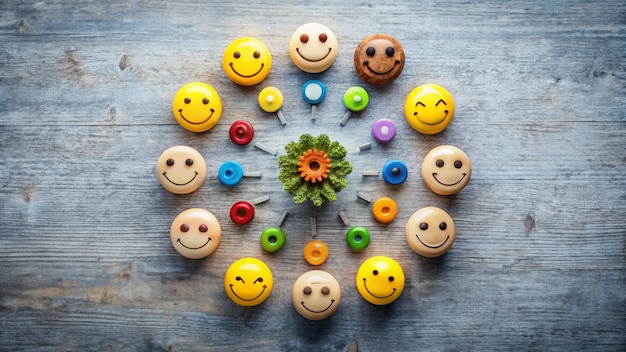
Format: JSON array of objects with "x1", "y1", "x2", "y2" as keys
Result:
[
  {"x1": 229, "y1": 120, "x2": 255, "y2": 145},
  {"x1": 230, "y1": 201, "x2": 255, "y2": 224}
]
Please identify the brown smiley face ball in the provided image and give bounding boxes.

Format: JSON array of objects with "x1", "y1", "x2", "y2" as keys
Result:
[{"x1": 354, "y1": 34, "x2": 405, "y2": 85}]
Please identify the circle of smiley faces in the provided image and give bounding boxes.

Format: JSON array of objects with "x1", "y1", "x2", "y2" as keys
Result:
[
  {"x1": 404, "y1": 84, "x2": 455, "y2": 134},
  {"x1": 292, "y1": 270, "x2": 341, "y2": 320},
  {"x1": 354, "y1": 34, "x2": 405, "y2": 85},
  {"x1": 156, "y1": 146, "x2": 207, "y2": 194},
  {"x1": 405, "y1": 207, "x2": 456, "y2": 258},
  {"x1": 170, "y1": 208, "x2": 221, "y2": 259},
  {"x1": 222, "y1": 37, "x2": 272, "y2": 86},
  {"x1": 289, "y1": 23, "x2": 339, "y2": 73},
  {"x1": 172, "y1": 82, "x2": 223, "y2": 133},
  {"x1": 422, "y1": 145, "x2": 472, "y2": 195},
  {"x1": 356, "y1": 256, "x2": 405, "y2": 305},
  {"x1": 224, "y1": 258, "x2": 273, "y2": 307}
]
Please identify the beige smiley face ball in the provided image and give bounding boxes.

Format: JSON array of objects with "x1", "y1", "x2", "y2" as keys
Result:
[
  {"x1": 289, "y1": 23, "x2": 339, "y2": 73},
  {"x1": 156, "y1": 146, "x2": 207, "y2": 194},
  {"x1": 292, "y1": 270, "x2": 341, "y2": 320},
  {"x1": 421, "y1": 145, "x2": 472, "y2": 195},
  {"x1": 170, "y1": 208, "x2": 221, "y2": 259},
  {"x1": 405, "y1": 207, "x2": 456, "y2": 258}
]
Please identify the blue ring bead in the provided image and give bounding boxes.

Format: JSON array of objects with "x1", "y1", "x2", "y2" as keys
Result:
[
  {"x1": 382, "y1": 160, "x2": 408, "y2": 185},
  {"x1": 302, "y1": 80, "x2": 327, "y2": 105},
  {"x1": 218, "y1": 160, "x2": 244, "y2": 186}
]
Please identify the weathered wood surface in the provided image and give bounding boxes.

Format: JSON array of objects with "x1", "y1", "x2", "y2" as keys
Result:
[{"x1": 1, "y1": 1, "x2": 624, "y2": 351}]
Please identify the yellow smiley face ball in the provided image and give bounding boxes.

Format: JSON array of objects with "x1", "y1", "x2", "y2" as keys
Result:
[
  {"x1": 224, "y1": 258, "x2": 273, "y2": 307},
  {"x1": 172, "y1": 82, "x2": 222, "y2": 133},
  {"x1": 404, "y1": 84, "x2": 455, "y2": 135},
  {"x1": 356, "y1": 256, "x2": 405, "y2": 305},
  {"x1": 222, "y1": 37, "x2": 272, "y2": 86}
]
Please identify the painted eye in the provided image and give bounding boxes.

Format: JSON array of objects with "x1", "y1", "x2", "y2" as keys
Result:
[
  {"x1": 236, "y1": 276, "x2": 245, "y2": 283},
  {"x1": 254, "y1": 277, "x2": 263, "y2": 284},
  {"x1": 319, "y1": 33, "x2": 327, "y2": 42},
  {"x1": 180, "y1": 224, "x2": 189, "y2": 232},
  {"x1": 439, "y1": 222, "x2": 447, "y2": 230},
  {"x1": 253, "y1": 51, "x2": 260, "y2": 59},
  {"x1": 199, "y1": 224, "x2": 208, "y2": 232},
  {"x1": 184, "y1": 97, "x2": 191, "y2": 104},
  {"x1": 321, "y1": 287, "x2": 330, "y2": 295},
  {"x1": 388, "y1": 276, "x2": 395, "y2": 282},
  {"x1": 300, "y1": 34, "x2": 309, "y2": 43},
  {"x1": 366, "y1": 47, "x2": 375, "y2": 56},
  {"x1": 372, "y1": 270, "x2": 379, "y2": 276},
  {"x1": 436, "y1": 160, "x2": 444, "y2": 167},
  {"x1": 420, "y1": 222, "x2": 428, "y2": 230},
  {"x1": 166, "y1": 158, "x2": 174, "y2": 166},
  {"x1": 386, "y1": 47, "x2": 395, "y2": 57},
  {"x1": 185, "y1": 158, "x2": 193, "y2": 166},
  {"x1": 202, "y1": 98, "x2": 209, "y2": 105},
  {"x1": 233, "y1": 51, "x2": 241, "y2": 59},
  {"x1": 454, "y1": 161, "x2": 463, "y2": 169},
  {"x1": 303, "y1": 286, "x2": 312, "y2": 295}
]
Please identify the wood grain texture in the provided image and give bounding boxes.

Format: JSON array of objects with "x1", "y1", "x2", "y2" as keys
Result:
[{"x1": 0, "y1": 0, "x2": 625, "y2": 351}]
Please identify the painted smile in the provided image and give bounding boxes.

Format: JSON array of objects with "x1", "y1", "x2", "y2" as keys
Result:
[
  {"x1": 229, "y1": 62, "x2": 264, "y2": 78},
  {"x1": 433, "y1": 173, "x2": 467, "y2": 186},
  {"x1": 176, "y1": 237, "x2": 210, "y2": 250},
  {"x1": 301, "y1": 300, "x2": 335, "y2": 314},
  {"x1": 296, "y1": 47, "x2": 332, "y2": 62},
  {"x1": 364, "y1": 60, "x2": 399, "y2": 75},
  {"x1": 416, "y1": 234, "x2": 450, "y2": 249},
  {"x1": 178, "y1": 109, "x2": 214, "y2": 125},
  {"x1": 362, "y1": 278, "x2": 396, "y2": 299},
  {"x1": 417, "y1": 110, "x2": 448, "y2": 125},
  {"x1": 163, "y1": 171, "x2": 198, "y2": 186},
  {"x1": 229, "y1": 284, "x2": 267, "y2": 301}
]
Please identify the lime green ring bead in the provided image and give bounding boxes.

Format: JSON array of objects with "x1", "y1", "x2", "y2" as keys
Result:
[
  {"x1": 346, "y1": 226, "x2": 370, "y2": 251},
  {"x1": 343, "y1": 86, "x2": 369, "y2": 112},
  {"x1": 260, "y1": 227, "x2": 286, "y2": 252}
]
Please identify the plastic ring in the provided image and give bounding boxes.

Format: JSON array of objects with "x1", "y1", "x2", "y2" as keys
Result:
[
  {"x1": 303, "y1": 240, "x2": 329, "y2": 265},
  {"x1": 382, "y1": 160, "x2": 408, "y2": 185},
  {"x1": 346, "y1": 226, "x2": 370, "y2": 251},
  {"x1": 230, "y1": 201, "x2": 254, "y2": 224},
  {"x1": 260, "y1": 227, "x2": 286, "y2": 252},
  {"x1": 372, "y1": 118, "x2": 397, "y2": 143},
  {"x1": 218, "y1": 160, "x2": 244, "y2": 186},
  {"x1": 229, "y1": 120, "x2": 254, "y2": 145},
  {"x1": 302, "y1": 80, "x2": 327, "y2": 105},
  {"x1": 372, "y1": 197, "x2": 398, "y2": 223}
]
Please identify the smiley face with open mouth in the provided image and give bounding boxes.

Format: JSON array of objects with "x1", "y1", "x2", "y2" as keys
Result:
[
  {"x1": 172, "y1": 82, "x2": 222, "y2": 133},
  {"x1": 156, "y1": 146, "x2": 206, "y2": 194},
  {"x1": 354, "y1": 34, "x2": 405, "y2": 85},
  {"x1": 406, "y1": 207, "x2": 456, "y2": 258},
  {"x1": 170, "y1": 208, "x2": 221, "y2": 259}
]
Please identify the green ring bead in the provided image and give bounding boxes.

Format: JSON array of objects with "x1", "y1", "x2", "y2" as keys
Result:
[
  {"x1": 346, "y1": 226, "x2": 370, "y2": 251},
  {"x1": 260, "y1": 227, "x2": 286, "y2": 252},
  {"x1": 343, "y1": 86, "x2": 369, "y2": 112}
]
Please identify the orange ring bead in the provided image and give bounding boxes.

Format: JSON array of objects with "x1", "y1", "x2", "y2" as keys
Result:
[
  {"x1": 303, "y1": 240, "x2": 329, "y2": 266},
  {"x1": 372, "y1": 196, "x2": 398, "y2": 224}
]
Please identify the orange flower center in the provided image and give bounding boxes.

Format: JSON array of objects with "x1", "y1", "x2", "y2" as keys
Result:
[{"x1": 298, "y1": 149, "x2": 331, "y2": 183}]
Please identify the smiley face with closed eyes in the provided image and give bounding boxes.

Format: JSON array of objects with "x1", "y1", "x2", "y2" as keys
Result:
[
  {"x1": 404, "y1": 84, "x2": 455, "y2": 134},
  {"x1": 406, "y1": 207, "x2": 456, "y2": 258},
  {"x1": 170, "y1": 208, "x2": 221, "y2": 259},
  {"x1": 224, "y1": 258, "x2": 274, "y2": 307},
  {"x1": 156, "y1": 146, "x2": 206, "y2": 194}
]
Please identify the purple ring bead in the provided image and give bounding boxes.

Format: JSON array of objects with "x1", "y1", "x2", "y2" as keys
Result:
[{"x1": 372, "y1": 118, "x2": 397, "y2": 143}]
